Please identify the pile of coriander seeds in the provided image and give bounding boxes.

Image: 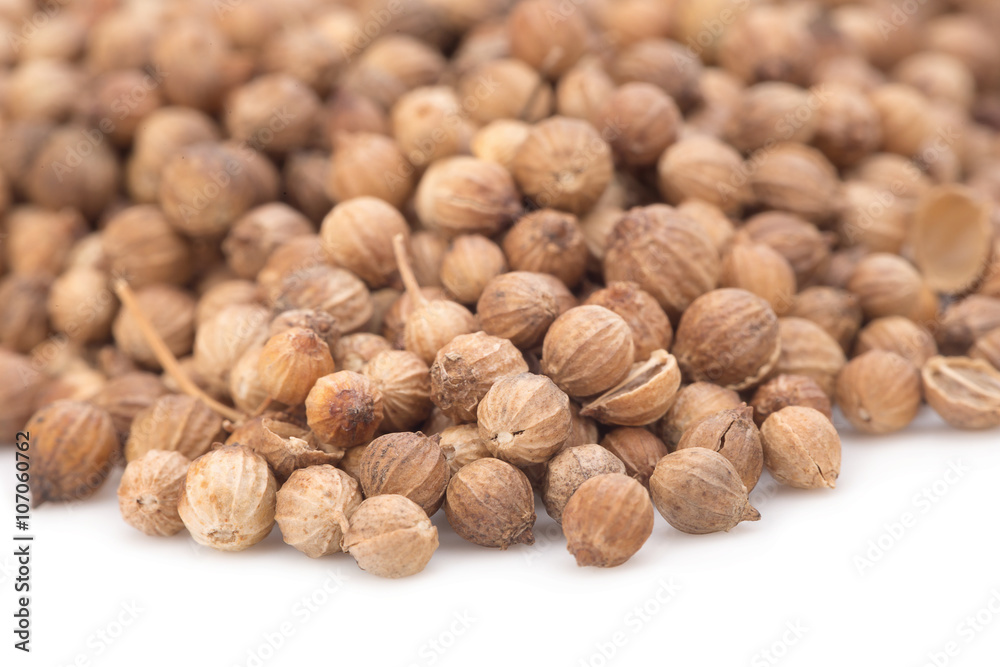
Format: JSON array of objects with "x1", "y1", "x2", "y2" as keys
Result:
[{"x1": 3, "y1": 0, "x2": 1000, "y2": 577}]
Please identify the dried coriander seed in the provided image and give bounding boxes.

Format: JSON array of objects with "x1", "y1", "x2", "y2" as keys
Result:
[
  {"x1": 750, "y1": 375, "x2": 833, "y2": 428},
  {"x1": 502, "y1": 208, "x2": 589, "y2": 288},
  {"x1": 29, "y1": 400, "x2": 119, "y2": 505},
  {"x1": 650, "y1": 449, "x2": 760, "y2": 535},
  {"x1": 584, "y1": 282, "x2": 673, "y2": 362},
  {"x1": 672, "y1": 289, "x2": 781, "y2": 391},
  {"x1": 543, "y1": 445, "x2": 626, "y2": 524},
  {"x1": 541, "y1": 305, "x2": 635, "y2": 398},
  {"x1": 305, "y1": 371, "x2": 384, "y2": 448},
  {"x1": 760, "y1": 407, "x2": 841, "y2": 489},
  {"x1": 477, "y1": 271, "x2": 576, "y2": 349},
  {"x1": 178, "y1": 446, "x2": 277, "y2": 552},
  {"x1": 275, "y1": 465, "x2": 362, "y2": 558},
  {"x1": 477, "y1": 372, "x2": 572, "y2": 466},
  {"x1": 444, "y1": 458, "x2": 536, "y2": 549},
  {"x1": 439, "y1": 235, "x2": 508, "y2": 305},
  {"x1": 258, "y1": 327, "x2": 336, "y2": 406},
  {"x1": 125, "y1": 394, "x2": 224, "y2": 462},
  {"x1": 854, "y1": 316, "x2": 938, "y2": 368},
  {"x1": 430, "y1": 332, "x2": 528, "y2": 424},
  {"x1": 562, "y1": 473, "x2": 654, "y2": 568},
  {"x1": 836, "y1": 351, "x2": 922, "y2": 434},
  {"x1": 118, "y1": 450, "x2": 191, "y2": 537},
  {"x1": 600, "y1": 427, "x2": 668, "y2": 488},
  {"x1": 362, "y1": 350, "x2": 433, "y2": 432},
  {"x1": 342, "y1": 494, "x2": 438, "y2": 579},
  {"x1": 657, "y1": 382, "x2": 743, "y2": 447},
  {"x1": 358, "y1": 432, "x2": 451, "y2": 516},
  {"x1": 922, "y1": 356, "x2": 1000, "y2": 430}
]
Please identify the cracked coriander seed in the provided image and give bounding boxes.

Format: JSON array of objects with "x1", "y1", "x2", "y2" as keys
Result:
[{"x1": 760, "y1": 406, "x2": 841, "y2": 489}]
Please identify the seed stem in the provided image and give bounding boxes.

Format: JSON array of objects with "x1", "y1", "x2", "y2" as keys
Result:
[
  {"x1": 113, "y1": 279, "x2": 246, "y2": 423},
  {"x1": 392, "y1": 233, "x2": 427, "y2": 308}
]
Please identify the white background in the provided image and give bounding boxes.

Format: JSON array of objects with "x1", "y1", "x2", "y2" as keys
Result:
[{"x1": 3, "y1": 408, "x2": 999, "y2": 667}]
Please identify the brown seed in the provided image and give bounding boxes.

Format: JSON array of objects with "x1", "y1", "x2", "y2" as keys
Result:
[
  {"x1": 430, "y1": 332, "x2": 529, "y2": 423},
  {"x1": 543, "y1": 445, "x2": 626, "y2": 524},
  {"x1": 503, "y1": 209, "x2": 589, "y2": 288},
  {"x1": 112, "y1": 285, "x2": 196, "y2": 371},
  {"x1": 273, "y1": 264, "x2": 374, "y2": 334},
  {"x1": 342, "y1": 494, "x2": 438, "y2": 578},
  {"x1": 580, "y1": 350, "x2": 681, "y2": 427},
  {"x1": 750, "y1": 375, "x2": 833, "y2": 428},
  {"x1": 749, "y1": 143, "x2": 840, "y2": 223},
  {"x1": 542, "y1": 305, "x2": 636, "y2": 398},
  {"x1": 612, "y1": 38, "x2": 703, "y2": 111},
  {"x1": 178, "y1": 445, "x2": 277, "y2": 552},
  {"x1": 673, "y1": 289, "x2": 781, "y2": 391},
  {"x1": 600, "y1": 427, "x2": 668, "y2": 488},
  {"x1": 854, "y1": 317, "x2": 938, "y2": 368},
  {"x1": 93, "y1": 372, "x2": 169, "y2": 440},
  {"x1": 848, "y1": 253, "x2": 935, "y2": 322},
  {"x1": 720, "y1": 240, "x2": 798, "y2": 316},
  {"x1": 334, "y1": 333, "x2": 394, "y2": 374},
  {"x1": 478, "y1": 373, "x2": 572, "y2": 466},
  {"x1": 0, "y1": 274, "x2": 52, "y2": 353},
  {"x1": 657, "y1": 382, "x2": 744, "y2": 447},
  {"x1": 922, "y1": 356, "x2": 1000, "y2": 430},
  {"x1": 338, "y1": 444, "x2": 367, "y2": 483},
  {"x1": 198, "y1": 280, "x2": 262, "y2": 327},
  {"x1": 507, "y1": 0, "x2": 587, "y2": 76},
  {"x1": 222, "y1": 203, "x2": 313, "y2": 281},
  {"x1": 657, "y1": 135, "x2": 752, "y2": 214},
  {"x1": 438, "y1": 424, "x2": 492, "y2": 475},
  {"x1": 760, "y1": 406, "x2": 841, "y2": 489},
  {"x1": 275, "y1": 465, "x2": 363, "y2": 558},
  {"x1": 47, "y1": 268, "x2": 117, "y2": 344},
  {"x1": 28, "y1": 400, "x2": 119, "y2": 506},
  {"x1": 742, "y1": 211, "x2": 833, "y2": 287},
  {"x1": 789, "y1": 286, "x2": 863, "y2": 352},
  {"x1": 269, "y1": 309, "x2": 340, "y2": 353},
  {"x1": 415, "y1": 156, "x2": 521, "y2": 238},
  {"x1": 584, "y1": 282, "x2": 673, "y2": 361},
  {"x1": 305, "y1": 371, "x2": 384, "y2": 448},
  {"x1": 836, "y1": 351, "x2": 922, "y2": 434},
  {"x1": 193, "y1": 304, "x2": 271, "y2": 394},
  {"x1": 226, "y1": 416, "x2": 342, "y2": 483},
  {"x1": 649, "y1": 449, "x2": 760, "y2": 535},
  {"x1": 363, "y1": 350, "x2": 433, "y2": 432},
  {"x1": 326, "y1": 132, "x2": 414, "y2": 209},
  {"x1": 598, "y1": 82, "x2": 681, "y2": 167},
  {"x1": 117, "y1": 450, "x2": 191, "y2": 537},
  {"x1": 444, "y1": 458, "x2": 536, "y2": 549},
  {"x1": 770, "y1": 317, "x2": 847, "y2": 398},
  {"x1": 440, "y1": 235, "x2": 508, "y2": 305},
  {"x1": 604, "y1": 204, "x2": 721, "y2": 320},
  {"x1": 477, "y1": 271, "x2": 577, "y2": 349},
  {"x1": 125, "y1": 394, "x2": 224, "y2": 463},
  {"x1": 562, "y1": 473, "x2": 654, "y2": 568},
  {"x1": 392, "y1": 86, "x2": 471, "y2": 167},
  {"x1": 358, "y1": 432, "x2": 450, "y2": 516},
  {"x1": 511, "y1": 116, "x2": 614, "y2": 215},
  {"x1": 258, "y1": 327, "x2": 336, "y2": 406},
  {"x1": 728, "y1": 82, "x2": 817, "y2": 152},
  {"x1": 226, "y1": 74, "x2": 320, "y2": 154},
  {"x1": 676, "y1": 405, "x2": 764, "y2": 492},
  {"x1": 320, "y1": 196, "x2": 410, "y2": 288}
]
